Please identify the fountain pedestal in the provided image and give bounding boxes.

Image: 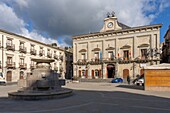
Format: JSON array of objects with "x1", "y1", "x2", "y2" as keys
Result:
[{"x1": 8, "y1": 59, "x2": 72, "y2": 100}]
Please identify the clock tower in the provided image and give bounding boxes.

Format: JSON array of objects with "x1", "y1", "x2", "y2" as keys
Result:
[{"x1": 100, "y1": 12, "x2": 122, "y2": 32}]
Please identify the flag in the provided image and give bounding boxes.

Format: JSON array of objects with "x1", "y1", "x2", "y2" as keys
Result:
[{"x1": 100, "y1": 51, "x2": 102, "y2": 60}]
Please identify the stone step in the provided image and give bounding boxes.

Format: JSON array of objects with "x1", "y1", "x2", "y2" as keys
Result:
[{"x1": 79, "y1": 78, "x2": 113, "y2": 83}]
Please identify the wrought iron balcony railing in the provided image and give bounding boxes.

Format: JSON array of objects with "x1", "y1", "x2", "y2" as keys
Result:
[
  {"x1": 19, "y1": 63, "x2": 27, "y2": 69},
  {"x1": 59, "y1": 55, "x2": 63, "y2": 61},
  {"x1": 30, "y1": 64, "x2": 36, "y2": 69},
  {"x1": 6, "y1": 62, "x2": 15, "y2": 68},
  {"x1": 30, "y1": 49, "x2": 36, "y2": 55},
  {"x1": 54, "y1": 54, "x2": 58, "y2": 60},
  {"x1": 19, "y1": 46, "x2": 27, "y2": 53},
  {"x1": 47, "y1": 52, "x2": 52, "y2": 58},
  {"x1": 39, "y1": 50, "x2": 44, "y2": 56},
  {"x1": 6, "y1": 43, "x2": 15, "y2": 51}
]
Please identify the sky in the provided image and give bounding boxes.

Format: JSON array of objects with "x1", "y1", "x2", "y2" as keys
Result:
[{"x1": 0, "y1": 0, "x2": 169, "y2": 47}]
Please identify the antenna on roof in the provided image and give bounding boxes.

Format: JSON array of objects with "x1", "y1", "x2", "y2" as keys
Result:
[
  {"x1": 107, "y1": 12, "x2": 110, "y2": 18},
  {"x1": 111, "y1": 11, "x2": 115, "y2": 17}
]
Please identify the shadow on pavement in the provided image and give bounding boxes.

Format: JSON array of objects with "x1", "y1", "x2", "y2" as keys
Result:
[
  {"x1": 116, "y1": 84, "x2": 144, "y2": 90},
  {"x1": 0, "y1": 89, "x2": 170, "y2": 113}
]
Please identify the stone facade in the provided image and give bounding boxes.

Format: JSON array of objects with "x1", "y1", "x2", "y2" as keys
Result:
[
  {"x1": 64, "y1": 47, "x2": 73, "y2": 79},
  {"x1": 72, "y1": 15, "x2": 162, "y2": 81},
  {"x1": 161, "y1": 25, "x2": 170, "y2": 63},
  {"x1": 0, "y1": 29, "x2": 70, "y2": 82}
]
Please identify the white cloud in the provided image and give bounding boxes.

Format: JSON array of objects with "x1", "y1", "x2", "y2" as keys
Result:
[
  {"x1": 0, "y1": 2, "x2": 60, "y2": 46},
  {"x1": 0, "y1": 0, "x2": 169, "y2": 47}
]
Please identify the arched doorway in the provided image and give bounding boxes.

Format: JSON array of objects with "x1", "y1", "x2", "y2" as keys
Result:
[
  {"x1": 6, "y1": 71, "x2": 12, "y2": 82},
  {"x1": 78, "y1": 70, "x2": 81, "y2": 77},
  {"x1": 91, "y1": 70, "x2": 94, "y2": 79},
  {"x1": 123, "y1": 69, "x2": 129, "y2": 81},
  {"x1": 86, "y1": 70, "x2": 88, "y2": 78},
  {"x1": 20, "y1": 71, "x2": 24, "y2": 79},
  {"x1": 107, "y1": 64, "x2": 115, "y2": 78}
]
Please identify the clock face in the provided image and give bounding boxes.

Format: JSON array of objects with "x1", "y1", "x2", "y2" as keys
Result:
[{"x1": 107, "y1": 22, "x2": 113, "y2": 28}]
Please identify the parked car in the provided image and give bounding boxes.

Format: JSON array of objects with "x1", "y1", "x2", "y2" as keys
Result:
[
  {"x1": 0, "y1": 73, "x2": 6, "y2": 85},
  {"x1": 135, "y1": 78, "x2": 144, "y2": 86},
  {"x1": 111, "y1": 78, "x2": 123, "y2": 83},
  {"x1": 133, "y1": 74, "x2": 144, "y2": 86}
]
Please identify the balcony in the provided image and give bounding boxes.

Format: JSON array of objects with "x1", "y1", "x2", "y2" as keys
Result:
[
  {"x1": 39, "y1": 50, "x2": 44, "y2": 56},
  {"x1": 30, "y1": 49, "x2": 36, "y2": 55},
  {"x1": 19, "y1": 63, "x2": 27, "y2": 69},
  {"x1": 6, "y1": 62, "x2": 15, "y2": 68},
  {"x1": 19, "y1": 46, "x2": 27, "y2": 53},
  {"x1": 59, "y1": 67, "x2": 63, "y2": 72},
  {"x1": 54, "y1": 66, "x2": 58, "y2": 71},
  {"x1": 59, "y1": 55, "x2": 63, "y2": 61},
  {"x1": 119, "y1": 57, "x2": 132, "y2": 64},
  {"x1": 103, "y1": 58, "x2": 116, "y2": 63},
  {"x1": 6, "y1": 43, "x2": 15, "y2": 51},
  {"x1": 89, "y1": 58, "x2": 102, "y2": 65},
  {"x1": 134, "y1": 57, "x2": 149, "y2": 63},
  {"x1": 30, "y1": 64, "x2": 36, "y2": 70},
  {"x1": 47, "y1": 52, "x2": 52, "y2": 58},
  {"x1": 54, "y1": 54, "x2": 58, "y2": 60},
  {"x1": 76, "y1": 59, "x2": 87, "y2": 65}
]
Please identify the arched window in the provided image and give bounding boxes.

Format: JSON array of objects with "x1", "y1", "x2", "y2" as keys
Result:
[
  {"x1": 20, "y1": 71, "x2": 24, "y2": 79},
  {"x1": 95, "y1": 69, "x2": 99, "y2": 77},
  {"x1": 82, "y1": 70, "x2": 85, "y2": 77}
]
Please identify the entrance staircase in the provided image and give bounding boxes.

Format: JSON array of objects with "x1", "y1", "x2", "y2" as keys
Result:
[{"x1": 79, "y1": 78, "x2": 113, "y2": 83}]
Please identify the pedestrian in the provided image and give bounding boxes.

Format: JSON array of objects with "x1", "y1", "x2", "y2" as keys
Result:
[{"x1": 127, "y1": 75, "x2": 130, "y2": 85}]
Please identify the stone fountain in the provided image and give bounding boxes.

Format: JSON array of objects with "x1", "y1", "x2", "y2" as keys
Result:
[{"x1": 8, "y1": 59, "x2": 72, "y2": 100}]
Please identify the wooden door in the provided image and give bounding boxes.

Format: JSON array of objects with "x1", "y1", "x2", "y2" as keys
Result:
[
  {"x1": 6, "y1": 71, "x2": 12, "y2": 82},
  {"x1": 140, "y1": 69, "x2": 144, "y2": 75},
  {"x1": 99, "y1": 70, "x2": 101, "y2": 78},
  {"x1": 20, "y1": 71, "x2": 24, "y2": 79},
  {"x1": 92, "y1": 70, "x2": 94, "y2": 79},
  {"x1": 86, "y1": 70, "x2": 88, "y2": 78},
  {"x1": 79, "y1": 70, "x2": 81, "y2": 77},
  {"x1": 123, "y1": 69, "x2": 129, "y2": 79}
]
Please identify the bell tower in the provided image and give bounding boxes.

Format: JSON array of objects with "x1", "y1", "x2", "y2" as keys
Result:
[{"x1": 100, "y1": 12, "x2": 122, "y2": 32}]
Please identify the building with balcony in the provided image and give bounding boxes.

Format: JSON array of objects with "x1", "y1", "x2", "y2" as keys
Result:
[
  {"x1": 73, "y1": 14, "x2": 162, "y2": 81},
  {"x1": 161, "y1": 25, "x2": 170, "y2": 63},
  {"x1": 64, "y1": 47, "x2": 73, "y2": 79},
  {"x1": 0, "y1": 29, "x2": 69, "y2": 83}
]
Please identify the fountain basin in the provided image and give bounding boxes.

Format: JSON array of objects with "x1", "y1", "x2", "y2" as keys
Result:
[{"x1": 8, "y1": 88, "x2": 73, "y2": 100}]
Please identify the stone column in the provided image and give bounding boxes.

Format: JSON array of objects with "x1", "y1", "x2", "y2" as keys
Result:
[
  {"x1": 133, "y1": 36, "x2": 137, "y2": 59},
  {"x1": 87, "y1": 42, "x2": 90, "y2": 61},
  {"x1": 88, "y1": 65, "x2": 92, "y2": 79},
  {"x1": 150, "y1": 34, "x2": 154, "y2": 65},
  {"x1": 73, "y1": 43, "x2": 78, "y2": 77},
  {"x1": 102, "y1": 40, "x2": 105, "y2": 59},
  {"x1": 115, "y1": 38, "x2": 118, "y2": 58},
  {"x1": 115, "y1": 62, "x2": 118, "y2": 78},
  {"x1": 102, "y1": 63, "x2": 107, "y2": 79}
]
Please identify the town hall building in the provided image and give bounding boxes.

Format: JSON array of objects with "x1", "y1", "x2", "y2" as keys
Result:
[{"x1": 72, "y1": 13, "x2": 162, "y2": 81}]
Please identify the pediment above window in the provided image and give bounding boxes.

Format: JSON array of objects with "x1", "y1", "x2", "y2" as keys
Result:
[
  {"x1": 120, "y1": 44, "x2": 131, "y2": 49},
  {"x1": 92, "y1": 48, "x2": 101, "y2": 52},
  {"x1": 138, "y1": 44, "x2": 149, "y2": 48},
  {"x1": 105, "y1": 47, "x2": 115, "y2": 50},
  {"x1": 79, "y1": 49, "x2": 87, "y2": 52}
]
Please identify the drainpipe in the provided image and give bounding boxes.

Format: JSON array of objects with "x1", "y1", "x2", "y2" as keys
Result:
[{"x1": 2, "y1": 35, "x2": 4, "y2": 73}]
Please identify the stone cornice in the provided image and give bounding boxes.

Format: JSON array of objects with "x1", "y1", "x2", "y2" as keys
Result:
[
  {"x1": 72, "y1": 24, "x2": 162, "y2": 40},
  {"x1": 0, "y1": 29, "x2": 64, "y2": 51}
]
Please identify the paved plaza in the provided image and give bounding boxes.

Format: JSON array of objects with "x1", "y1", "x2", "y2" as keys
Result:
[{"x1": 0, "y1": 82, "x2": 170, "y2": 113}]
